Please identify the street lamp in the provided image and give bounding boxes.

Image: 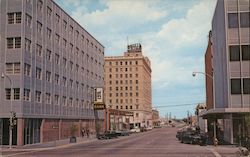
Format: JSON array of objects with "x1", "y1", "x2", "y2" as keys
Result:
[
  {"x1": 192, "y1": 71, "x2": 217, "y2": 142},
  {"x1": 1, "y1": 73, "x2": 13, "y2": 149}
]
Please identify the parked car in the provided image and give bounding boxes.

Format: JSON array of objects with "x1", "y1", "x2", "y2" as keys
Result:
[
  {"x1": 97, "y1": 131, "x2": 118, "y2": 140},
  {"x1": 146, "y1": 126, "x2": 153, "y2": 131},
  {"x1": 115, "y1": 130, "x2": 130, "y2": 136},
  {"x1": 130, "y1": 127, "x2": 140, "y2": 133}
]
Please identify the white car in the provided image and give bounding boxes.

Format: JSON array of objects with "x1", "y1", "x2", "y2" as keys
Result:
[{"x1": 130, "y1": 127, "x2": 140, "y2": 133}]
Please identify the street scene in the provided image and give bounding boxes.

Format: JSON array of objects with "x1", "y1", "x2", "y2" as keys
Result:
[
  {"x1": 0, "y1": 0, "x2": 250, "y2": 156},
  {"x1": 1, "y1": 126, "x2": 240, "y2": 157}
]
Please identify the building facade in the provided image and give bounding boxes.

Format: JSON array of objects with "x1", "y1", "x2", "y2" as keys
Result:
[
  {"x1": 152, "y1": 109, "x2": 160, "y2": 127},
  {"x1": 0, "y1": 0, "x2": 104, "y2": 146},
  {"x1": 203, "y1": 0, "x2": 250, "y2": 144},
  {"x1": 104, "y1": 43, "x2": 152, "y2": 129}
]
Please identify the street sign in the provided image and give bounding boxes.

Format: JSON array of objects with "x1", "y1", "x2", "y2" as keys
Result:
[{"x1": 93, "y1": 103, "x2": 106, "y2": 110}]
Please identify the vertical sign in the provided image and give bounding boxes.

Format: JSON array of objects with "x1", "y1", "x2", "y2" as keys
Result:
[{"x1": 94, "y1": 87, "x2": 103, "y2": 103}]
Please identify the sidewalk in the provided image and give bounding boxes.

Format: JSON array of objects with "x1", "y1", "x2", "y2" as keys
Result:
[{"x1": 0, "y1": 135, "x2": 97, "y2": 152}]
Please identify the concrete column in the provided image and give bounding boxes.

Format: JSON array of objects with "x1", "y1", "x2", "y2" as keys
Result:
[
  {"x1": 40, "y1": 119, "x2": 45, "y2": 143},
  {"x1": 59, "y1": 119, "x2": 62, "y2": 140},
  {"x1": 17, "y1": 118, "x2": 24, "y2": 146}
]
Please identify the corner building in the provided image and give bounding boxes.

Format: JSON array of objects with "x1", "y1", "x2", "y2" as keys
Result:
[
  {"x1": 203, "y1": 0, "x2": 250, "y2": 144},
  {"x1": 0, "y1": 0, "x2": 104, "y2": 145},
  {"x1": 104, "y1": 43, "x2": 152, "y2": 129}
]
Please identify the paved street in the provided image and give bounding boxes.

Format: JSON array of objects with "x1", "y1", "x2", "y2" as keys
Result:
[{"x1": 1, "y1": 127, "x2": 239, "y2": 157}]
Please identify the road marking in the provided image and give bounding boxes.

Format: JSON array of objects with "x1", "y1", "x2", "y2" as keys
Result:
[{"x1": 206, "y1": 148, "x2": 222, "y2": 157}]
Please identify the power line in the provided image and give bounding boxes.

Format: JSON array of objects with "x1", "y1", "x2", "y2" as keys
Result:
[{"x1": 153, "y1": 103, "x2": 199, "y2": 108}]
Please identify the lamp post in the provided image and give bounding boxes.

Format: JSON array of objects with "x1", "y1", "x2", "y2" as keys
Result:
[
  {"x1": 192, "y1": 71, "x2": 217, "y2": 141},
  {"x1": 1, "y1": 73, "x2": 13, "y2": 149}
]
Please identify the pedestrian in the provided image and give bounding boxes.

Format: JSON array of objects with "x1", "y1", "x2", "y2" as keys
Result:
[
  {"x1": 86, "y1": 129, "x2": 89, "y2": 138},
  {"x1": 81, "y1": 129, "x2": 85, "y2": 138},
  {"x1": 213, "y1": 137, "x2": 218, "y2": 146}
]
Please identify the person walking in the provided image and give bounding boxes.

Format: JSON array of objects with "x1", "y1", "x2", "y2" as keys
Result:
[
  {"x1": 86, "y1": 129, "x2": 89, "y2": 138},
  {"x1": 81, "y1": 129, "x2": 85, "y2": 138}
]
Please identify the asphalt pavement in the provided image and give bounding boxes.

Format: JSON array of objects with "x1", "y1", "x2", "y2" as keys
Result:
[{"x1": 0, "y1": 127, "x2": 240, "y2": 157}]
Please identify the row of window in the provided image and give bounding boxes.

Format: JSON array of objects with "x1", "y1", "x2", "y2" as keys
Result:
[
  {"x1": 5, "y1": 88, "x2": 91, "y2": 108},
  {"x1": 35, "y1": 1, "x2": 104, "y2": 54},
  {"x1": 109, "y1": 92, "x2": 139, "y2": 97},
  {"x1": 7, "y1": 37, "x2": 103, "y2": 69},
  {"x1": 7, "y1": 11, "x2": 104, "y2": 55},
  {"x1": 107, "y1": 67, "x2": 139, "y2": 73},
  {"x1": 108, "y1": 86, "x2": 139, "y2": 91},
  {"x1": 108, "y1": 61, "x2": 139, "y2": 66},
  {"x1": 231, "y1": 78, "x2": 250, "y2": 94},
  {"x1": 228, "y1": 12, "x2": 250, "y2": 28},
  {"x1": 229, "y1": 45, "x2": 250, "y2": 61},
  {"x1": 115, "y1": 104, "x2": 139, "y2": 110},
  {"x1": 110, "y1": 99, "x2": 139, "y2": 104}
]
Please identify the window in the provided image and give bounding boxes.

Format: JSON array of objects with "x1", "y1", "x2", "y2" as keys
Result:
[
  {"x1": 70, "y1": 61, "x2": 73, "y2": 71},
  {"x1": 36, "y1": 91, "x2": 42, "y2": 103},
  {"x1": 243, "y1": 78, "x2": 250, "y2": 94},
  {"x1": 55, "y1": 74, "x2": 59, "y2": 84},
  {"x1": 13, "y1": 88, "x2": 20, "y2": 100},
  {"x1": 242, "y1": 45, "x2": 250, "y2": 61},
  {"x1": 76, "y1": 81, "x2": 79, "y2": 91},
  {"x1": 69, "y1": 25, "x2": 73, "y2": 34},
  {"x1": 47, "y1": 28, "x2": 51, "y2": 39},
  {"x1": 5, "y1": 63, "x2": 20, "y2": 74},
  {"x1": 55, "y1": 14, "x2": 60, "y2": 24},
  {"x1": 75, "y1": 30, "x2": 79, "y2": 39},
  {"x1": 24, "y1": 63, "x2": 31, "y2": 76},
  {"x1": 55, "y1": 95, "x2": 59, "y2": 105},
  {"x1": 76, "y1": 64, "x2": 79, "y2": 72},
  {"x1": 69, "y1": 79, "x2": 73, "y2": 88},
  {"x1": 36, "y1": 67, "x2": 42, "y2": 80},
  {"x1": 228, "y1": 13, "x2": 238, "y2": 28},
  {"x1": 7, "y1": 12, "x2": 21, "y2": 24},
  {"x1": 130, "y1": 106, "x2": 132, "y2": 109},
  {"x1": 136, "y1": 113, "x2": 139, "y2": 117},
  {"x1": 136, "y1": 80, "x2": 138, "y2": 84},
  {"x1": 63, "y1": 58, "x2": 67, "y2": 67},
  {"x1": 240, "y1": 12, "x2": 250, "y2": 28},
  {"x1": 5, "y1": 88, "x2": 11, "y2": 100},
  {"x1": 23, "y1": 89, "x2": 30, "y2": 101},
  {"x1": 7, "y1": 37, "x2": 21, "y2": 49},
  {"x1": 70, "y1": 43, "x2": 73, "y2": 53},
  {"x1": 46, "y1": 71, "x2": 51, "y2": 82},
  {"x1": 62, "y1": 77, "x2": 66, "y2": 86},
  {"x1": 69, "y1": 98, "x2": 73, "y2": 106},
  {"x1": 55, "y1": 54, "x2": 59, "y2": 64},
  {"x1": 47, "y1": 7, "x2": 52, "y2": 19},
  {"x1": 25, "y1": 14, "x2": 32, "y2": 28},
  {"x1": 229, "y1": 45, "x2": 240, "y2": 61},
  {"x1": 231, "y1": 79, "x2": 241, "y2": 94},
  {"x1": 55, "y1": 34, "x2": 60, "y2": 44},
  {"x1": 62, "y1": 96, "x2": 66, "y2": 106},
  {"x1": 37, "y1": 21, "x2": 42, "y2": 34},
  {"x1": 62, "y1": 39, "x2": 67, "y2": 48},
  {"x1": 76, "y1": 47, "x2": 79, "y2": 56},
  {"x1": 63, "y1": 20, "x2": 67, "y2": 30},
  {"x1": 37, "y1": 0, "x2": 43, "y2": 11},
  {"x1": 25, "y1": 38, "x2": 31, "y2": 52},
  {"x1": 46, "y1": 49, "x2": 51, "y2": 61},
  {"x1": 45, "y1": 93, "x2": 51, "y2": 104},
  {"x1": 36, "y1": 44, "x2": 42, "y2": 56}
]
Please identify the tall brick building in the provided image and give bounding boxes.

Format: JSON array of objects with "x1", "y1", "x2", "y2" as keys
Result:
[
  {"x1": 104, "y1": 43, "x2": 152, "y2": 129},
  {"x1": 0, "y1": 0, "x2": 104, "y2": 145}
]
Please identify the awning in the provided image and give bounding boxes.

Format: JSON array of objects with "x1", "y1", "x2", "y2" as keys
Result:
[{"x1": 200, "y1": 108, "x2": 250, "y2": 119}]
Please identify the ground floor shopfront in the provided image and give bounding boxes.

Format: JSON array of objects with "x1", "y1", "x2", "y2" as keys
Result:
[
  {"x1": 0, "y1": 118, "x2": 104, "y2": 146},
  {"x1": 205, "y1": 113, "x2": 250, "y2": 145}
]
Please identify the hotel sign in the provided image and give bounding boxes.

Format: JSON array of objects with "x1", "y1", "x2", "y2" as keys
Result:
[
  {"x1": 93, "y1": 87, "x2": 105, "y2": 110},
  {"x1": 93, "y1": 103, "x2": 106, "y2": 110}
]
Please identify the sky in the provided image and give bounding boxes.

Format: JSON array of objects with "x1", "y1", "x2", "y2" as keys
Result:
[{"x1": 55, "y1": 0, "x2": 217, "y2": 119}]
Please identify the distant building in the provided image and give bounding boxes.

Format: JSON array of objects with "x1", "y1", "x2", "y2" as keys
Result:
[
  {"x1": 104, "y1": 43, "x2": 152, "y2": 128},
  {"x1": 202, "y1": 0, "x2": 250, "y2": 144},
  {"x1": 0, "y1": 0, "x2": 104, "y2": 146},
  {"x1": 152, "y1": 109, "x2": 160, "y2": 127}
]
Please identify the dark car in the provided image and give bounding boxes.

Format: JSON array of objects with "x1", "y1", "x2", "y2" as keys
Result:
[
  {"x1": 97, "y1": 131, "x2": 118, "y2": 140},
  {"x1": 115, "y1": 130, "x2": 130, "y2": 136}
]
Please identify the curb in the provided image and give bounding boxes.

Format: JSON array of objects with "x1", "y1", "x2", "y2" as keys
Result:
[{"x1": 0, "y1": 137, "x2": 97, "y2": 152}]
